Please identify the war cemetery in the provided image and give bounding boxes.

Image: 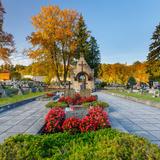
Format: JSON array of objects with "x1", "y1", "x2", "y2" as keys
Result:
[{"x1": 0, "y1": 0, "x2": 160, "y2": 159}]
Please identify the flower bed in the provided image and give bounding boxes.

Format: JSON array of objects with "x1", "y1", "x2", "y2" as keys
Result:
[
  {"x1": 45, "y1": 93, "x2": 109, "y2": 111},
  {"x1": 44, "y1": 106, "x2": 110, "y2": 134},
  {"x1": 58, "y1": 93, "x2": 97, "y2": 105},
  {"x1": 44, "y1": 94, "x2": 110, "y2": 134}
]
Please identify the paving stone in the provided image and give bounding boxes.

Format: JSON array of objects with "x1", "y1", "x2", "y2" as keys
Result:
[
  {"x1": 0, "y1": 100, "x2": 49, "y2": 143},
  {"x1": 129, "y1": 118, "x2": 148, "y2": 123},
  {"x1": 0, "y1": 125, "x2": 12, "y2": 134},
  {"x1": 0, "y1": 133, "x2": 8, "y2": 143},
  {"x1": 149, "y1": 131, "x2": 160, "y2": 139},
  {"x1": 130, "y1": 131, "x2": 158, "y2": 141},
  {"x1": 18, "y1": 119, "x2": 36, "y2": 126},
  {"x1": 151, "y1": 140, "x2": 160, "y2": 147},
  {"x1": 3, "y1": 119, "x2": 22, "y2": 125},
  {"x1": 138, "y1": 124, "x2": 159, "y2": 131},
  {"x1": 95, "y1": 92, "x2": 160, "y2": 144},
  {"x1": 7, "y1": 125, "x2": 30, "y2": 133},
  {"x1": 123, "y1": 124, "x2": 143, "y2": 132}
]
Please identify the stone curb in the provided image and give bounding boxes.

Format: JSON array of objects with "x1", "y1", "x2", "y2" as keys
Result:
[
  {"x1": 0, "y1": 95, "x2": 44, "y2": 114},
  {"x1": 105, "y1": 91, "x2": 160, "y2": 108}
]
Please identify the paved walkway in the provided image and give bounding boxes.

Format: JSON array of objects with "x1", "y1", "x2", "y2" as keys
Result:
[
  {"x1": 0, "y1": 100, "x2": 49, "y2": 143},
  {"x1": 96, "y1": 92, "x2": 160, "y2": 146}
]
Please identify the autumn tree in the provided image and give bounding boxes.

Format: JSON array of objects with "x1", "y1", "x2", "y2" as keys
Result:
[
  {"x1": 132, "y1": 62, "x2": 149, "y2": 83},
  {"x1": 99, "y1": 63, "x2": 130, "y2": 84},
  {"x1": 0, "y1": 1, "x2": 15, "y2": 64},
  {"x1": 99, "y1": 62, "x2": 149, "y2": 85},
  {"x1": 27, "y1": 6, "x2": 79, "y2": 85},
  {"x1": 147, "y1": 60, "x2": 160, "y2": 81}
]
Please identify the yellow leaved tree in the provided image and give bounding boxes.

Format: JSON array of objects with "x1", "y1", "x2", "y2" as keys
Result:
[{"x1": 27, "y1": 6, "x2": 79, "y2": 85}]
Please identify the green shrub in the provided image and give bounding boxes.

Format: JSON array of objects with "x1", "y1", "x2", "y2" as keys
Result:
[
  {"x1": 45, "y1": 101, "x2": 68, "y2": 108},
  {"x1": 0, "y1": 129, "x2": 160, "y2": 160},
  {"x1": 83, "y1": 101, "x2": 109, "y2": 108}
]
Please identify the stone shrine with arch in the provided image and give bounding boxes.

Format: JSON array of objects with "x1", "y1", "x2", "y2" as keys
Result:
[{"x1": 71, "y1": 55, "x2": 95, "y2": 92}]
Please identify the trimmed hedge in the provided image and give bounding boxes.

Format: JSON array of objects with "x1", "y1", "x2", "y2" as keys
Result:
[
  {"x1": 45, "y1": 101, "x2": 68, "y2": 108},
  {"x1": 0, "y1": 129, "x2": 160, "y2": 160},
  {"x1": 83, "y1": 100, "x2": 109, "y2": 108}
]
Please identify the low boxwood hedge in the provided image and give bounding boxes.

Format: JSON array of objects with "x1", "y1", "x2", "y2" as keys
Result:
[
  {"x1": 83, "y1": 101, "x2": 109, "y2": 108},
  {"x1": 0, "y1": 129, "x2": 160, "y2": 160},
  {"x1": 45, "y1": 101, "x2": 68, "y2": 108}
]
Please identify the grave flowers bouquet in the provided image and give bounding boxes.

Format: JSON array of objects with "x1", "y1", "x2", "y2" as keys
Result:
[
  {"x1": 80, "y1": 107, "x2": 110, "y2": 132},
  {"x1": 62, "y1": 117, "x2": 81, "y2": 134},
  {"x1": 44, "y1": 108, "x2": 65, "y2": 133},
  {"x1": 58, "y1": 94, "x2": 97, "y2": 105},
  {"x1": 58, "y1": 96, "x2": 73, "y2": 104},
  {"x1": 46, "y1": 93, "x2": 55, "y2": 97}
]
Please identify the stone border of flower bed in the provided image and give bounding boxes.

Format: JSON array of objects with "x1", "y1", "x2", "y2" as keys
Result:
[
  {"x1": 105, "y1": 91, "x2": 160, "y2": 108},
  {"x1": 0, "y1": 95, "x2": 44, "y2": 114}
]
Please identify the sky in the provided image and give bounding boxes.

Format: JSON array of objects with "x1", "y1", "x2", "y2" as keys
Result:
[{"x1": 2, "y1": 0, "x2": 160, "y2": 65}]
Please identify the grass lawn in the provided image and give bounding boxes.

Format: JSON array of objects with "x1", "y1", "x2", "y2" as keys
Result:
[
  {"x1": 0, "y1": 92, "x2": 46, "y2": 107},
  {"x1": 106, "y1": 89, "x2": 160, "y2": 103}
]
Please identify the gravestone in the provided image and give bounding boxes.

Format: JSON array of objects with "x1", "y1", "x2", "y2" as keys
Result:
[
  {"x1": 153, "y1": 89, "x2": 160, "y2": 98},
  {"x1": 0, "y1": 84, "x2": 7, "y2": 97},
  {"x1": 80, "y1": 89, "x2": 91, "y2": 97},
  {"x1": 64, "y1": 89, "x2": 75, "y2": 98}
]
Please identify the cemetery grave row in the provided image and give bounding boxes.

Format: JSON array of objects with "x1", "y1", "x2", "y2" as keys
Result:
[{"x1": 0, "y1": 80, "x2": 47, "y2": 98}]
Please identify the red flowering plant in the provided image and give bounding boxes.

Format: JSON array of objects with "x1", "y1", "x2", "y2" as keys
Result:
[
  {"x1": 46, "y1": 93, "x2": 55, "y2": 97},
  {"x1": 84, "y1": 96, "x2": 97, "y2": 103},
  {"x1": 62, "y1": 117, "x2": 81, "y2": 134},
  {"x1": 58, "y1": 96, "x2": 73, "y2": 105},
  {"x1": 72, "y1": 93, "x2": 82, "y2": 105},
  {"x1": 44, "y1": 108, "x2": 65, "y2": 133},
  {"x1": 80, "y1": 107, "x2": 110, "y2": 133},
  {"x1": 58, "y1": 94, "x2": 97, "y2": 105}
]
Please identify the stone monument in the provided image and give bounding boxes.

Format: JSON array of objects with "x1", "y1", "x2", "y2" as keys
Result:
[{"x1": 70, "y1": 55, "x2": 95, "y2": 94}]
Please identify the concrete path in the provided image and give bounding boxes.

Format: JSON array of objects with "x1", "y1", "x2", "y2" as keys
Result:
[
  {"x1": 96, "y1": 92, "x2": 160, "y2": 146},
  {"x1": 0, "y1": 100, "x2": 49, "y2": 143}
]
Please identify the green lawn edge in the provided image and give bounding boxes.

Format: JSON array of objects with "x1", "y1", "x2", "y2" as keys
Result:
[
  {"x1": 105, "y1": 89, "x2": 160, "y2": 103},
  {"x1": 0, "y1": 92, "x2": 46, "y2": 107}
]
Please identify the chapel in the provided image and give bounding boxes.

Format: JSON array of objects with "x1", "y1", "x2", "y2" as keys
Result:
[{"x1": 71, "y1": 55, "x2": 95, "y2": 92}]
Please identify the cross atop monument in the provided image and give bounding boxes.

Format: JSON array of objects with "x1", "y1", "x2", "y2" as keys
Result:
[{"x1": 79, "y1": 60, "x2": 87, "y2": 72}]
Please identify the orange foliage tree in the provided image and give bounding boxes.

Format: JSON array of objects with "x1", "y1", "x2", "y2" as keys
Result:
[
  {"x1": 0, "y1": 2, "x2": 15, "y2": 64},
  {"x1": 27, "y1": 6, "x2": 79, "y2": 85},
  {"x1": 99, "y1": 62, "x2": 149, "y2": 85},
  {"x1": 99, "y1": 63, "x2": 131, "y2": 84},
  {"x1": 131, "y1": 61, "x2": 149, "y2": 83}
]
